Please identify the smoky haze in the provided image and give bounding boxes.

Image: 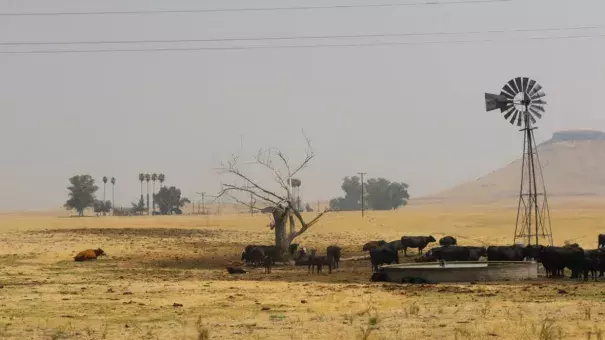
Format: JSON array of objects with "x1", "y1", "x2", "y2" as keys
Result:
[{"x1": 1, "y1": 0, "x2": 605, "y2": 211}]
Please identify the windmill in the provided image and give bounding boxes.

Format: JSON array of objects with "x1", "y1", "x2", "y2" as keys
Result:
[{"x1": 485, "y1": 77, "x2": 553, "y2": 246}]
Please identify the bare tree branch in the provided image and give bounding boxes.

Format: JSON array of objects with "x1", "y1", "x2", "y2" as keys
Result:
[
  {"x1": 289, "y1": 134, "x2": 315, "y2": 179},
  {"x1": 217, "y1": 184, "x2": 281, "y2": 206},
  {"x1": 287, "y1": 207, "x2": 331, "y2": 243},
  {"x1": 254, "y1": 148, "x2": 289, "y2": 192},
  {"x1": 218, "y1": 155, "x2": 285, "y2": 202}
]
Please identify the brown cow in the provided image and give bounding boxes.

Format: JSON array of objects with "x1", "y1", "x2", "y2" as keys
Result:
[{"x1": 74, "y1": 248, "x2": 106, "y2": 262}]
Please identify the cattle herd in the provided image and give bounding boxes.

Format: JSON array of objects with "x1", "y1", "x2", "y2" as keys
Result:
[
  {"x1": 240, "y1": 243, "x2": 342, "y2": 274},
  {"x1": 237, "y1": 234, "x2": 605, "y2": 281}
]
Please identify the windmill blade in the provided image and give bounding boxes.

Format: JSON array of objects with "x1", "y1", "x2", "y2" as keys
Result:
[
  {"x1": 501, "y1": 85, "x2": 516, "y2": 98},
  {"x1": 529, "y1": 83, "x2": 543, "y2": 97},
  {"x1": 503, "y1": 106, "x2": 516, "y2": 120},
  {"x1": 531, "y1": 104, "x2": 545, "y2": 113},
  {"x1": 531, "y1": 91, "x2": 546, "y2": 100},
  {"x1": 516, "y1": 111, "x2": 523, "y2": 126},
  {"x1": 529, "y1": 107, "x2": 543, "y2": 119},
  {"x1": 527, "y1": 112, "x2": 537, "y2": 124},
  {"x1": 485, "y1": 93, "x2": 512, "y2": 111},
  {"x1": 500, "y1": 90, "x2": 514, "y2": 99},
  {"x1": 509, "y1": 110, "x2": 519, "y2": 125},
  {"x1": 514, "y1": 77, "x2": 523, "y2": 94},
  {"x1": 526, "y1": 79, "x2": 537, "y2": 94},
  {"x1": 532, "y1": 99, "x2": 547, "y2": 105},
  {"x1": 508, "y1": 79, "x2": 519, "y2": 93},
  {"x1": 522, "y1": 77, "x2": 529, "y2": 92}
]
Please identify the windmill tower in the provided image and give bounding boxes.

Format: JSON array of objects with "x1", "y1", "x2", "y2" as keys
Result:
[{"x1": 485, "y1": 77, "x2": 553, "y2": 246}]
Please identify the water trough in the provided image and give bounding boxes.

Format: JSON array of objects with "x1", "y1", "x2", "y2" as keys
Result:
[{"x1": 380, "y1": 261, "x2": 538, "y2": 283}]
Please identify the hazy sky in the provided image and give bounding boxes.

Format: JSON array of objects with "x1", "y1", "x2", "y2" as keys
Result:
[{"x1": 1, "y1": 0, "x2": 605, "y2": 211}]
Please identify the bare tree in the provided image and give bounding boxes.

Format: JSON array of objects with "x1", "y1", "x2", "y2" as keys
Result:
[{"x1": 216, "y1": 135, "x2": 329, "y2": 259}]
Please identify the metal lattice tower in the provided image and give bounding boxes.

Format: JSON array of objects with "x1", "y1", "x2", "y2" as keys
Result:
[{"x1": 485, "y1": 77, "x2": 553, "y2": 246}]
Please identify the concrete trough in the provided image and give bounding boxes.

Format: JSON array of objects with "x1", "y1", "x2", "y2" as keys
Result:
[{"x1": 380, "y1": 261, "x2": 538, "y2": 283}]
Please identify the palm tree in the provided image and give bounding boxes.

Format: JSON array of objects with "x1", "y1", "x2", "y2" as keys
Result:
[
  {"x1": 102, "y1": 176, "x2": 108, "y2": 216},
  {"x1": 110, "y1": 177, "x2": 116, "y2": 215},
  {"x1": 145, "y1": 173, "x2": 151, "y2": 215},
  {"x1": 151, "y1": 173, "x2": 158, "y2": 213},
  {"x1": 158, "y1": 173, "x2": 165, "y2": 188},
  {"x1": 138, "y1": 173, "x2": 144, "y2": 198}
]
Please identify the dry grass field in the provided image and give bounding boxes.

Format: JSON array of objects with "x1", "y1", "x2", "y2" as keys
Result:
[{"x1": 1, "y1": 204, "x2": 605, "y2": 339}]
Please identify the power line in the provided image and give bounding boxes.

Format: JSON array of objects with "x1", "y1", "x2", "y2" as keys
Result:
[
  {"x1": 1, "y1": 33, "x2": 603, "y2": 55},
  {"x1": 1, "y1": 25, "x2": 601, "y2": 47},
  {"x1": 0, "y1": 0, "x2": 510, "y2": 17}
]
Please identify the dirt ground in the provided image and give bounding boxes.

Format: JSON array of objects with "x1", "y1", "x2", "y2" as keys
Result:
[{"x1": 1, "y1": 206, "x2": 605, "y2": 339}]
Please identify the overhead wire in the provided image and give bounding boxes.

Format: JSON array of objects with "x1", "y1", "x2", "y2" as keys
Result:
[
  {"x1": 0, "y1": 25, "x2": 602, "y2": 46},
  {"x1": 1, "y1": 33, "x2": 604, "y2": 55},
  {"x1": 0, "y1": 0, "x2": 510, "y2": 17}
]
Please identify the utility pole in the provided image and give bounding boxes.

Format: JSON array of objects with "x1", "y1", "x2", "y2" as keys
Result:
[
  {"x1": 250, "y1": 192, "x2": 254, "y2": 217},
  {"x1": 358, "y1": 172, "x2": 367, "y2": 217}
]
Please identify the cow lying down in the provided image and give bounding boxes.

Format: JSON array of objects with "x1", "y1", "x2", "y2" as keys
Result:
[{"x1": 74, "y1": 248, "x2": 106, "y2": 262}]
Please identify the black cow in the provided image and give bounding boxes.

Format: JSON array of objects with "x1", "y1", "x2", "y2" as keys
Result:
[
  {"x1": 289, "y1": 244, "x2": 299, "y2": 257},
  {"x1": 439, "y1": 236, "x2": 457, "y2": 247},
  {"x1": 466, "y1": 246, "x2": 487, "y2": 261},
  {"x1": 327, "y1": 246, "x2": 342, "y2": 269},
  {"x1": 226, "y1": 267, "x2": 247, "y2": 274},
  {"x1": 363, "y1": 240, "x2": 387, "y2": 251},
  {"x1": 486, "y1": 245, "x2": 528, "y2": 262},
  {"x1": 242, "y1": 245, "x2": 278, "y2": 265},
  {"x1": 370, "y1": 271, "x2": 388, "y2": 282},
  {"x1": 308, "y1": 249, "x2": 333, "y2": 274},
  {"x1": 369, "y1": 246, "x2": 399, "y2": 272},
  {"x1": 425, "y1": 246, "x2": 469, "y2": 261},
  {"x1": 599, "y1": 234, "x2": 605, "y2": 248},
  {"x1": 263, "y1": 255, "x2": 273, "y2": 274},
  {"x1": 424, "y1": 246, "x2": 486, "y2": 262},
  {"x1": 249, "y1": 247, "x2": 266, "y2": 267},
  {"x1": 295, "y1": 247, "x2": 307, "y2": 261},
  {"x1": 533, "y1": 246, "x2": 585, "y2": 279},
  {"x1": 400, "y1": 236, "x2": 436, "y2": 256},
  {"x1": 385, "y1": 240, "x2": 402, "y2": 252}
]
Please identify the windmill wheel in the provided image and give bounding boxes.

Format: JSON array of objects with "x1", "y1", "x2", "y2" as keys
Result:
[{"x1": 485, "y1": 77, "x2": 546, "y2": 127}]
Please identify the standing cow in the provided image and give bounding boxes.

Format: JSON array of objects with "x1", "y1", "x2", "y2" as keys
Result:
[
  {"x1": 327, "y1": 246, "x2": 342, "y2": 269},
  {"x1": 369, "y1": 246, "x2": 399, "y2": 272},
  {"x1": 400, "y1": 236, "x2": 436, "y2": 256}
]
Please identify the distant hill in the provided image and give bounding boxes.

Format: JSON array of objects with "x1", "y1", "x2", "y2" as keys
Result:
[{"x1": 419, "y1": 130, "x2": 605, "y2": 205}]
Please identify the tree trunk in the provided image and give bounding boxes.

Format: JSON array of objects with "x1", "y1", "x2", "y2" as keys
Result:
[
  {"x1": 289, "y1": 215, "x2": 295, "y2": 235},
  {"x1": 272, "y1": 209, "x2": 290, "y2": 260},
  {"x1": 152, "y1": 182, "x2": 156, "y2": 213}
]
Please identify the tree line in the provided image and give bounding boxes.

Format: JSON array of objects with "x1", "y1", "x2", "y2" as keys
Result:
[{"x1": 64, "y1": 174, "x2": 189, "y2": 216}]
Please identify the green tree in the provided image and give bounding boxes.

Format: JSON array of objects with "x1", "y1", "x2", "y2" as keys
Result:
[
  {"x1": 158, "y1": 173, "x2": 165, "y2": 188},
  {"x1": 329, "y1": 176, "x2": 365, "y2": 211},
  {"x1": 64, "y1": 175, "x2": 98, "y2": 216},
  {"x1": 365, "y1": 178, "x2": 409, "y2": 210},
  {"x1": 154, "y1": 186, "x2": 190, "y2": 215},
  {"x1": 93, "y1": 200, "x2": 112, "y2": 216},
  {"x1": 131, "y1": 197, "x2": 146, "y2": 215}
]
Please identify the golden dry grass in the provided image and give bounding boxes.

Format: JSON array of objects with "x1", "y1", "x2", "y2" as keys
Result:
[{"x1": 1, "y1": 204, "x2": 605, "y2": 339}]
